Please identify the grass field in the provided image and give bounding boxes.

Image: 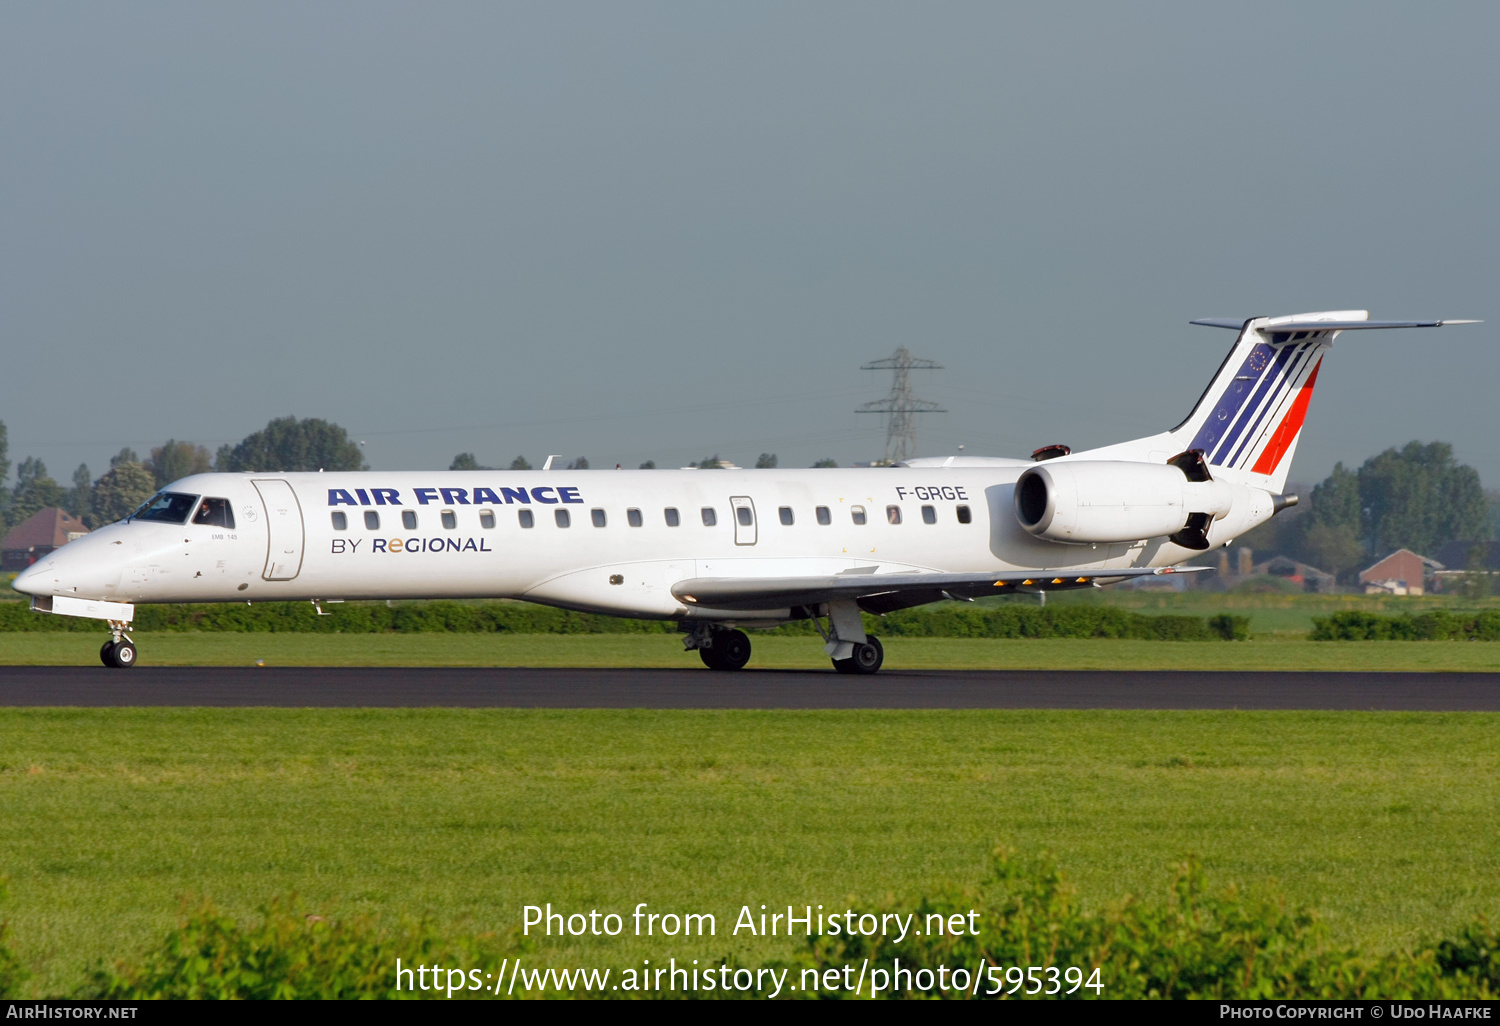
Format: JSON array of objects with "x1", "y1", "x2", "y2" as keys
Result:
[
  {"x1": 2, "y1": 708, "x2": 1498, "y2": 996},
  {"x1": 3, "y1": 631, "x2": 1500, "y2": 671},
  {"x1": 1044, "y1": 588, "x2": 1500, "y2": 635}
]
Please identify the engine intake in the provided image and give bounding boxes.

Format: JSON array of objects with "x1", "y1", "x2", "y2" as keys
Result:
[{"x1": 1014, "y1": 460, "x2": 1232, "y2": 545}]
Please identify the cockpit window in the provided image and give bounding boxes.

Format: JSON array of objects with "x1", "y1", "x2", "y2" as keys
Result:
[
  {"x1": 131, "y1": 492, "x2": 198, "y2": 524},
  {"x1": 191, "y1": 497, "x2": 236, "y2": 529}
]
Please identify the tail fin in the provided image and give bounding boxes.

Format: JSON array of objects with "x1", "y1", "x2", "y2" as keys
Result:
[
  {"x1": 1078, "y1": 310, "x2": 1478, "y2": 494},
  {"x1": 1171, "y1": 311, "x2": 1346, "y2": 492}
]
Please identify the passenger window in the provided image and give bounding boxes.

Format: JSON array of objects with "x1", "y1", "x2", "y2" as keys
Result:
[
  {"x1": 555, "y1": 509, "x2": 571, "y2": 528},
  {"x1": 518, "y1": 509, "x2": 535, "y2": 528},
  {"x1": 441, "y1": 510, "x2": 458, "y2": 530},
  {"x1": 779, "y1": 506, "x2": 793, "y2": 526},
  {"x1": 627, "y1": 508, "x2": 643, "y2": 527},
  {"x1": 665, "y1": 507, "x2": 680, "y2": 527},
  {"x1": 402, "y1": 510, "x2": 418, "y2": 530},
  {"x1": 922, "y1": 505, "x2": 936, "y2": 524},
  {"x1": 364, "y1": 511, "x2": 380, "y2": 530},
  {"x1": 479, "y1": 509, "x2": 496, "y2": 529},
  {"x1": 592, "y1": 508, "x2": 607, "y2": 528},
  {"x1": 192, "y1": 497, "x2": 235, "y2": 528},
  {"x1": 957, "y1": 505, "x2": 972, "y2": 524},
  {"x1": 331, "y1": 511, "x2": 348, "y2": 531},
  {"x1": 816, "y1": 506, "x2": 831, "y2": 525},
  {"x1": 701, "y1": 507, "x2": 717, "y2": 527},
  {"x1": 736, "y1": 506, "x2": 753, "y2": 527},
  {"x1": 886, "y1": 505, "x2": 902, "y2": 525},
  {"x1": 851, "y1": 506, "x2": 866, "y2": 525}
]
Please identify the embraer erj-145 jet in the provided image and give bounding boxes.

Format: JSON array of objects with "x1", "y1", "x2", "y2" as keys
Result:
[{"x1": 13, "y1": 310, "x2": 1478, "y2": 672}]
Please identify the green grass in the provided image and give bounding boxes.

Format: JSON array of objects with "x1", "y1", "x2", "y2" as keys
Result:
[
  {"x1": 1042, "y1": 589, "x2": 1500, "y2": 635},
  {"x1": 3, "y1": 631, "x2": 1500, "y2": 671},
  {"x1": 2, "y1": 709, "x2": 1498, "y2": 996}
]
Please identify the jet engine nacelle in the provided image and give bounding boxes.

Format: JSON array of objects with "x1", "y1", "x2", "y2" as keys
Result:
[{"x1": 1014, "y1": 460, "x2": 1234, "y2": 544}]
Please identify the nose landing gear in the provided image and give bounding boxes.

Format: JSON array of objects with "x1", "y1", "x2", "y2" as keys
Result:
[{"x1": 100, "y1": 621, "x2": 137, "y2": 669}]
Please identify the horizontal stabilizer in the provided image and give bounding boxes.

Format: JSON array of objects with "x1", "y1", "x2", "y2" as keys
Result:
[
  {"x1": 1258, "y1": 319, "x2": 1479, "y2": 333},
  {"x1": 672, "y1": 566, "x2": 1212, "y2": 614},
  {"x1": 1192, "y1": 317, "x2": 1480, "y2": 332}
]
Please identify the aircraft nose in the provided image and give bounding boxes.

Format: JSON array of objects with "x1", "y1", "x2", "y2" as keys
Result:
[
  {"x1": 11, "y1": 561, "x2": 42, "y2": 596},
  {"x1": 10, "y1": 533, "x2": 120, "y2": 600}
]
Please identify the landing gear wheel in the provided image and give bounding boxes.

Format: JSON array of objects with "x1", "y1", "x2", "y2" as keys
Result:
[
  {"x1": 700, "y1": 629, "x2": 752, "y2": 671},
  {"x1": 100, "y1": 639, "x2": 137, "y2": 669},
  {"x1": 833, "y1": 636, "x2": 883, "y2": 675}
]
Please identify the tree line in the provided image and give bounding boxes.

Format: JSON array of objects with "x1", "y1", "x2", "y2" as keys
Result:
[
  {"x1": 0, "y1": 417, "x2": 366, "y2": 531},
  {"x1": 1242, "y1": 440, "x2": 1498, "y2": 578}
]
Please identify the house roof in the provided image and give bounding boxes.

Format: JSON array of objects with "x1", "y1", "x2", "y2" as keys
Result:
[
  {"x1": 1433, "y1": 540, "x2": 1500, "y2": 572},
  {"x1": 1362, "y1": 549, "x2": 1440, "y2": 582},
  {"x1": 1, "y1": 508, "x2": 90, "y2": 550}
]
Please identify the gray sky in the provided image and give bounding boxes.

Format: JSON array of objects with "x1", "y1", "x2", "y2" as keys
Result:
[{"x1": 4, "y1": 2, "x2": 1496, "y2": 485}]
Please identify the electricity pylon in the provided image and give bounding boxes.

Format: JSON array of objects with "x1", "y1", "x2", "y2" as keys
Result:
[{"x1": 856, "y1": 346, "x2": 946, "y2": 464}]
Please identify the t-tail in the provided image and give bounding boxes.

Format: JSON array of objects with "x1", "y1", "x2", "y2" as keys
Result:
[{"x1": 1081, "y1": 310, "x2": 1479, "y2": 494}]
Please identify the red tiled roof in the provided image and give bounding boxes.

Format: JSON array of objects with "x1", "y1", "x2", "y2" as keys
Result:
[
  {"x1": 1, "y1": 508, "x2": 90, "y2": 550},
  {"x1": 1358, "y1": 548, "x2": 1427, "y2": 583}
]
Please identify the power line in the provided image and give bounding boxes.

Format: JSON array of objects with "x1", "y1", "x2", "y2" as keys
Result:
[{"x1": 855, "y1": 346, "x2": 946, "y2": 464}]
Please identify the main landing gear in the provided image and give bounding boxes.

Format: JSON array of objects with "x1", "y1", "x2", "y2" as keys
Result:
[
  {"x1": 814, "y1": 599, "x2": 884, "y2": 675},
  {"x1": 100, "y1": 620, "x2": 137, "y2": 669},
  {"x1": 832, "y1": 636, "x2": 884, "y2": 675},
  {"x1": 683, "y1": 625, "x2": 753, "y2": 671},
  {"x1": 680, "y1": 605, "x2": 887, "y2": 676}
]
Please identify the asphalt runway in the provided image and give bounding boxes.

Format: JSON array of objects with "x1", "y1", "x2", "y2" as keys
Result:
[{"x1": 0, "y1": 665, "x2": 1496, "y2": 709}]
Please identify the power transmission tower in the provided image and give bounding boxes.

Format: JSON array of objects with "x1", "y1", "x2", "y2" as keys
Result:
[{"x1": 856, "y1": 346, "x2": 946, "y2": 464}]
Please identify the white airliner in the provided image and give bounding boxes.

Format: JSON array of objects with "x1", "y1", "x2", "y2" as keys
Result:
[{"x1": 12, "y1": 310, "x2": 1477, "y2": 672}]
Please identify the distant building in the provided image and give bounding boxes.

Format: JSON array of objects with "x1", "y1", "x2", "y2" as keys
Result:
[
  {"x1": 1430, "y1": 541, "x2": 1500, "y2": 589},
  {"x1": 1252, "y1": 554, "x2": 1337, "y2": 593},
  {"x1": 1, "y1": 508, "x2": 90, "y2": 572},
  {"x1": 1358, "y1": 549, "x2": 1441, "y2": 596}
]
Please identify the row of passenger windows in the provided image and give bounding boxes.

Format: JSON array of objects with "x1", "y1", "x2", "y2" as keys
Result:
[{"x1": 332, "y1": 504, "x2": 973, "y2": 531}]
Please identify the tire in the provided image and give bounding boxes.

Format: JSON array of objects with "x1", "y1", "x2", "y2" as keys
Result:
[
  {"x1": 848, "y1": 636, "x2": 884, "y2": 675},
  {"x1": 831, "y1": 657, "x2": 856, "y2": 674},
  {"x1": 100, "y1": 641, "x2": 119, "y2": 668},
  {"x1": 700, "y1": 646, "x2": 725, "y2": 670},
  {"x1": 113, "y1": 641, "x2": 138, "y2": 668},
  {"x1": 710, "y1": 629, "x2": 752, "y2": 671}
]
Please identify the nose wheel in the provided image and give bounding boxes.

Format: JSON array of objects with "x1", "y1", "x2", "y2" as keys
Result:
[
  {"x1": 100, "y1": 640, "x2": 138, "y2": 668},
  {"x1": 100, "y1": 621, "x2": 138, "y2": 669}
]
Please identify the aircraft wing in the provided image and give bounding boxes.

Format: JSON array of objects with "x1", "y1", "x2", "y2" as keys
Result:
[{"x1": 670, "y1": 566, "x2": 1212, "y2": 614}]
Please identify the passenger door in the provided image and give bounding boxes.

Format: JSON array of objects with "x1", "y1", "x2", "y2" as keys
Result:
[
  {"x1": 252, "y1": 479, "x2": 305, "y2": 580},
  {"x1": 730, "y1": 496, "x2": 757, "y2": 546}
]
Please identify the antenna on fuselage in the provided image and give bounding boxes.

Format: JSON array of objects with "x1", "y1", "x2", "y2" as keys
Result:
[{"x1": 542, "y1": 455, "x2": 561, "y2": 471}]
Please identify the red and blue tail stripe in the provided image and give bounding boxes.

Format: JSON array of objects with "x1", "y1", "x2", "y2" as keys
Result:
[{"x1": 1185, "y1": 335, "x2": 1326, "y2": 476}]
